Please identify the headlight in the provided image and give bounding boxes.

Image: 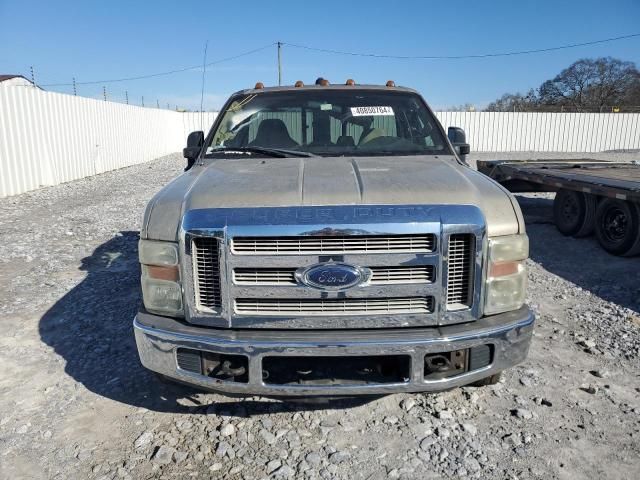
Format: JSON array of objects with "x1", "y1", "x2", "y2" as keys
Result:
[
  {"x1": 139, "y1": 240, "x2": 178, "y2": 266},
  {"x1": 139, "y1": 240, "x2": 183, "y2": 316},
  {"x1": 484, "y1": 234, "x2": 528, "y2": 315}
]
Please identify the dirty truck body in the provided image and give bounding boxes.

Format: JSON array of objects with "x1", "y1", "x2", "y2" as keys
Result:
[{"x1": 133, "y1": 83, "x2": 534, "y2": 396}]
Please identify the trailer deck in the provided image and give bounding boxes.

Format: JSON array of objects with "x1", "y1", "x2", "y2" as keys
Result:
[{"x1": 477, "y1": 159, "x2": 640, "y2": 203}]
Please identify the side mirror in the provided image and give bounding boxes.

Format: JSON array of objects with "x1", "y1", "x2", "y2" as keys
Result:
[
  {"x1": 183, "y1": 130, "x2": 204, "y2": 161},
  {"x1": 447, "y1": 127, "x2": 470, "y2": 162}
]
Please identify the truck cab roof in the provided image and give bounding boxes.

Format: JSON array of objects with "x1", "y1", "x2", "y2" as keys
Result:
[{"x1": 234, "y1": 83, "x2": 419, "y2": 97}]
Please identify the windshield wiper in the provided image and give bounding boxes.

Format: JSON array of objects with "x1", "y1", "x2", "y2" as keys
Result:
[{"x1": 206, "y1": 146, "x2": 317, "y2": 158}]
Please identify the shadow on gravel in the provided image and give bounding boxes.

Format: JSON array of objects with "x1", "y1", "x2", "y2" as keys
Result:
[
  {"x1": 517, "y1": 195, "x2": 640, "y2": 313},
  {"x1": 38, "y1": 231, "x2": 375, "y2": 414}
]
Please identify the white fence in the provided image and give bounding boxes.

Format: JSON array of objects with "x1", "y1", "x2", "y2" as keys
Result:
[
  {"x1": 1, "y1": 83, "x2": 639, "y2": 197},
  {"x1": 0, "y1": 84, "x2": 216, "y2": 197},
  {"x1": 435, "y1": 111, "x2": 640, "y2": 153}
]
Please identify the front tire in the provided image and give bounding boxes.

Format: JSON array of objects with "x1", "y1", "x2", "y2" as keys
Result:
[
  {"x1": 595, "y1": 199, "x2": 640, "y2": 255},
  {"x1": 470, "y1": 372, "x2": 502, "y2": 387}
]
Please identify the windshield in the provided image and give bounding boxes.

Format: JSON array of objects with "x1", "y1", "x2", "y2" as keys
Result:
[{"x1": 205, "y1": 90, "x2": 451, "y2": 157}]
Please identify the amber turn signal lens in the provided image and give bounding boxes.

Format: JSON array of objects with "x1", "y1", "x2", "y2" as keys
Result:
[
  {"x1": 489, "y1": 261, "x2": 520, "y2": 278},
  {"x1": 146, "y1": 265, "x2": 180, "y2": 281}
]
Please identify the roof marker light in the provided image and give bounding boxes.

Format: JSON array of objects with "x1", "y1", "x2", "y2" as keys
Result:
[
  {"x1": 386, "y1": 80, "x2": 396, "y2": 87},
  {"x1": 254, "y1": 82, "x2": 264, "y2": 89},
  {"x1": 294, "y1": 80, "x2": 304, "y2": 87},
  {"x1": 345, "y1": 79, "x2": 356, "y2": 86}
]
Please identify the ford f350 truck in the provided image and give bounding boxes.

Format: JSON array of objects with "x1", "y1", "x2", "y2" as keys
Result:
[{"x1": 133, "y1": 80, "x2": 534, "y2": 396}]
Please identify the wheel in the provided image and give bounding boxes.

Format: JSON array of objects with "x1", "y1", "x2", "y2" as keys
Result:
[
  {"x1": 470, "y1": 372, "x2": 502, "y2": 387},
  {"x1": 595, "y1": 199, "x2": 640, "y2": 256},
  {"x1": 621, "y1": 202, "x2": 640, "y2": 257},
  {"x1": 574, "y1": 193, "x2": 597, "y2": 237},
  {"x1": 553, "y1": 189, "x2": 586, "y2": 236}
]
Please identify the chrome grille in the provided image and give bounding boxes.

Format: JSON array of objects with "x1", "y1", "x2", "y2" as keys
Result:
[
  {"x1": 192, "y1": 237, "x2": 222, "y2": 310},
  {"x1": 231, "y1": 234, "x2": 435, "y2": 255},
  {"x1": 235, "y1": 297, "x2": 434, "y2": 316},
  {"x1": 446, "y1": 234, "x2": 475, "y2": 308},
  {"x1": 233, "y1": 266, "x2": 434, "y2": 285},
  {"x1": 369, "y1": 266, "x2": 434, "y2": 284}
]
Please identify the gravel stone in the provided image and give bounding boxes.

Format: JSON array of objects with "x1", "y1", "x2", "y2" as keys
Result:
[
  {"x1": 220, "y1": 423, "x2": 235, "y2": 437},
  {"x1": 152, "y1": 446, "x2": 175, "y2": 465},
  {"x1": 273, "y1": 465, "x2": 295, "y2": 477},
  {"x1": 133, "y1": 431, "x2": 153, "y2": 450},
  {"x1": 512, "y1": 409, "x2": 534, "y2": 420},
  {"x1": 305, "y1": 452, "x2": 322, "y2": 466},
  {"x1": 259, "y1": 429, "x2": 277, "y2": 445}
]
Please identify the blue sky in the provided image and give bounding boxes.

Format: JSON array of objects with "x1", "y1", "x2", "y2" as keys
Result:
[{"x1": 1, "y1": 0, "x2": 639, "y2": 110}]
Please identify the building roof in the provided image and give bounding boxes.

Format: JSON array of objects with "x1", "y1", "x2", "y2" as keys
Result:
[{"x1": 0, "y1": 74, "x2": 31, "y2": 83}]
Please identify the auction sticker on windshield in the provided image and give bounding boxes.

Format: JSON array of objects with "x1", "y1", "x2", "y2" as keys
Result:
[{"x1": 350, "y1": 106, "x2": 394, "y2": 116}]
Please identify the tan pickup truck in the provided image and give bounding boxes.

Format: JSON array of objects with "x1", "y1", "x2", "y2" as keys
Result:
[{"x1": 133, "y1": 80, "x2": 534, "y2": 396}]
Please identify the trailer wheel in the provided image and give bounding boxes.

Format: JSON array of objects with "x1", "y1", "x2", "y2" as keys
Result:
[
  {"x1": 553, "y1": 189, "x2": 586, "y2": 236},
  {"x1": 574, "y1": 193, "x2": 598, "y2": 237},
  {"x1": 595, "y1": 199, "x2": 640, "y2": 256},
  {"x1": 621, "y1": 202, "x2": 640, "y2": 257}
]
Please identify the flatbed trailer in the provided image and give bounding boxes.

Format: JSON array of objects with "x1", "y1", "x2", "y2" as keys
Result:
[{"x1": 477, "y1": 159, "x2": 640, "y2": 257}]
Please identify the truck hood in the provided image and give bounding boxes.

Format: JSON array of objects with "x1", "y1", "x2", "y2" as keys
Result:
[{"x1": 143, "y1": 155, "x2": 524, "y2": 240}]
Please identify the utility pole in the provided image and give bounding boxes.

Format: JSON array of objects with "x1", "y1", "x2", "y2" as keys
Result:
[
  {"x1": 30, "y1": 66, "x2": 36, "y2": 87},
  {"x1": 277, "y1": 42, "x2": 282, "y2": 86},
  {"x1": 125, "y1": 91, "x2": 129, "y2": 104},
  {"x1": 157, "y1": 99, "x2": 160, "y2": 108},
  {"x1": 142, "y1": 96, "x2": 145, "y2": 107},
  {"x1": 103, "y1": 86, "x2": 107, "y2": 101},
  {"x1": 72, "y1": 77, "x2": 77, "y2": 96}
]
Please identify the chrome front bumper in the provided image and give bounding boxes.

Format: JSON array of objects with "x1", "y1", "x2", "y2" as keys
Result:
[{"x1": 133, "y1": 307, "x2": 534, "y2": 396}]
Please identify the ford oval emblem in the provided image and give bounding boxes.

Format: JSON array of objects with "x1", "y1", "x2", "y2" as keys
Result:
[{"x1": 296, "y1": 263, "x2": 370, "y2": 291}]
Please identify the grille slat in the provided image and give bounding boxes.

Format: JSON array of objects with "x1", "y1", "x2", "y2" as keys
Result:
[
  {"x1": 232, "y1": 234, "x2": 435, "y2": 255},
  {"x1": 446, "y1": 234, "x2": 475, "y2": 308},
  {"x1": 193, "y1": 238, "x2": 222, "y2": 310},
  {"x1": 233, "y1": 266, "x2": 434, "y2": 285},
  {"x1": 235, "y1": 297, "x2": 434, "y2": 316}
]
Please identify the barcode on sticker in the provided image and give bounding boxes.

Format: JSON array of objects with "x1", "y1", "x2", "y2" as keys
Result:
[{"x1": 350, "y1": 106, "x2": 394, "y2": 116}]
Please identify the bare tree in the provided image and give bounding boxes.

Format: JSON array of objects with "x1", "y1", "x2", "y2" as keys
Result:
[
  {"x1": 540, "y1": 57, "x2": 638, "y2": 110},
  {"x1": 485, "y1": 89, "x2": 538, "y2": 112},
  {"x1": 486, "y1": 57, "x2": 640, "y2": 112},
  {"x1": 446, "y1": 103, "x2": 477, "y2": 112}
]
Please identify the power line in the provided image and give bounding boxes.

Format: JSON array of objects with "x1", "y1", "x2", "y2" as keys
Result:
[
  {"x1": 282, "y1": 33, "x2": 640, "y2": 60},
  {"x1": 40, "y1": 43, "x2": 276, "y2": 87}
]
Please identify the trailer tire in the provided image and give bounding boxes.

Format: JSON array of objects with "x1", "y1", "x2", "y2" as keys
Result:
[
  {"x1": 621, "y1": 202, "x2": 640, "y2": 257},
  {"x1": 574, "y1": 193, "x2": 598, "y2": 237},
  {"x1": 553, "y1": 189, "x2": 586, "y2": 236},
  {"x1": 595, "y1": 199, "x2": 640, "y2": 256}
]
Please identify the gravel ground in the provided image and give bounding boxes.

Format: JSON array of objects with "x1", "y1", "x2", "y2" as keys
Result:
[{"x1": 0, "y1": 152, "x2": 639, "y2": 480}]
